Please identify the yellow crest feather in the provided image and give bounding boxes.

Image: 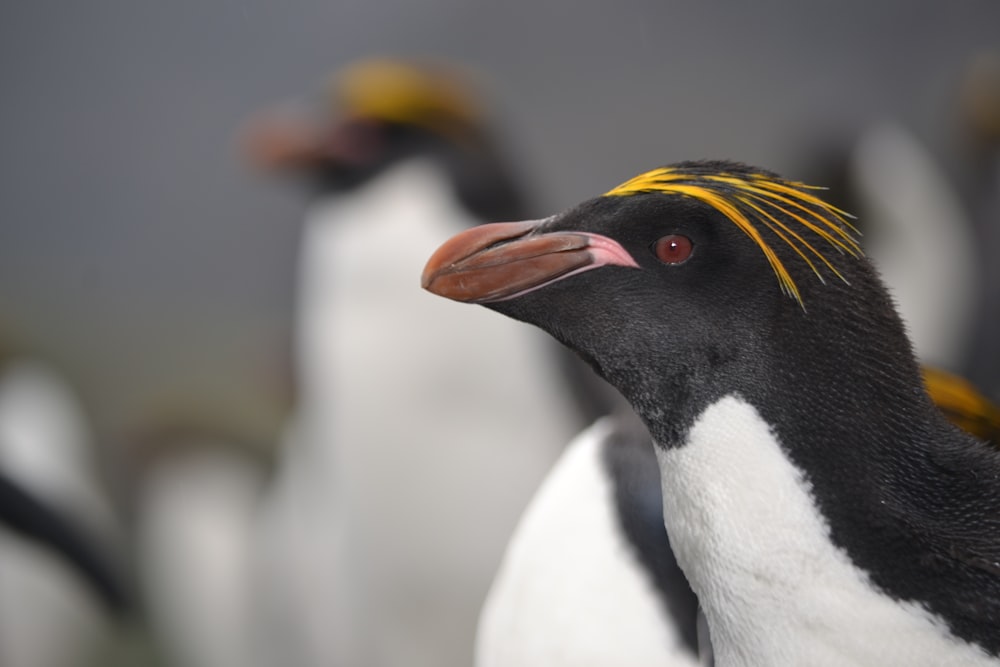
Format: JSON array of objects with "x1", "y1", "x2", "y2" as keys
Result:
[{"x1": 604, "y1": 164, "x2": 862, "y2": 307}]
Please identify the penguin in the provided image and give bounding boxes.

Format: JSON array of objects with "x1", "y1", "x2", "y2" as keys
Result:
[
  {"x1": 0, "y1": 355, "x2": 126, "y2": 667},
  {"x1": 0, "y1": 466, "x2": 126, "y2": 611},
  {"x1": 128, "y1": 425, "x2": 269, "y2": 667},
  {"x1": 958, "y1": 51, "x2": 1000, "y2": 398},
  {"x1": 424, "y1": 160, "x2": 1000, "y2": 665},
  {"x1": 243, "y1": 59, "x2": 579, "y2": 667},
  {"x1": 478, "y1": 363, "x2": 1000, "y2": 667},
  {"x1": 476, "y1": 402, "x2": 702, "y2": 667}
]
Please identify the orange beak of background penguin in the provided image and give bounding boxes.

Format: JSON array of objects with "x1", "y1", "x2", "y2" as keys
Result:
[{"x1": 422, "y1": 219, "x2": 640, "y2": 303}]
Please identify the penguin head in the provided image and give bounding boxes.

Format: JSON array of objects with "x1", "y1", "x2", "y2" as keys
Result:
[
  {"x1": 242, "y1": 58, "x2": 527, "y2": 220},
  {"x1": 423, "y1": 160, "x2": 913, "y2": 444}
]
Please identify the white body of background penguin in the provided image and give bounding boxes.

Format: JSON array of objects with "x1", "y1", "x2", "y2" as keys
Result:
[
  {"x1": 0, "y1": 356, "x2": 122, "y2": 667},
  {"x1": 802, "y1": 54, "x2": 1000, "y2": 387},
  {"x1": 957, "y1": 51, "x2": 1000, "y2": 398},
  {"x1": 131, "y1": 428, "x2": 266, "y2": 667},
  {"x1": 245, "y1": 60, "x2": 579, "y2": 667},
  {"x1": 477, "y1": 405, "x2": 702, "y2": 667},
  {"x1": 424, "y1": 161, "x2": 1000, "y2": 666}
]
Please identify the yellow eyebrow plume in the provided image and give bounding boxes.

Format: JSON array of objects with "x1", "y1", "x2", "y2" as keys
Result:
[{"x1": 604, "y1": 164, "x2": 862, "y2": 307}]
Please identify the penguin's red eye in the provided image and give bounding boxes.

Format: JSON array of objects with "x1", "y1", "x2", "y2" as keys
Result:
[{"x1": 652, "y1": 235, "x2": 693, "y2": 265}]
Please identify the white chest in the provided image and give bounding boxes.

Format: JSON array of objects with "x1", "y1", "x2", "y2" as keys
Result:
[
  {"x1": 655, "y1": 395, "x2": 997, "y2": 666},
  {"x1": 282, "y1": 160, "x2": 578, "y2": 667},
  {"x1": 295, "y1": 159, "x2": 471, "y2": 380}
]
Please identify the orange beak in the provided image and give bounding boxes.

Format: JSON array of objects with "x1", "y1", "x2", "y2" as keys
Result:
[{"x1": 422, "y1": 219, "x2": 638, "y2": 303}]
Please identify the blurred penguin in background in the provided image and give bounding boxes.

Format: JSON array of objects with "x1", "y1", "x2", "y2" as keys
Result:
[
  {"x1": 800, "y1": 119, "x2": 979, "y2": 373},
  {"x1": 957, "y1": 51, "x2": 1000, "y2": 399},
  {"x1": 130, "y1": 422, "x2": 274, "y2": 667},
  {"x1": 128, "y1": 424, "x2": 270, "y2": 667},
  {"x1": 845, "y1": 121, "x2": 979, "y2": 371},
  {"x1": 242, "y1": 59, "x2": 580, "y2": 667},
  {"x1": 0, "y1": 346, "x2": 126, "y2": 667},
  {"x1": 476, "y1": 403, "x2": 704, "y2": 667},
  {"x1": 802, "y1": 51, "x2": 1000, "y2": 386}
]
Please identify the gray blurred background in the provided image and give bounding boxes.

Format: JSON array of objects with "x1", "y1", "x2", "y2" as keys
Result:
[{"x1": 0, "y1": 1, "x2": 997, "y2": 452}]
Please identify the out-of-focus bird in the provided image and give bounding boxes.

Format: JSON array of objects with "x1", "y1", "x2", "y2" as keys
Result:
[
  {"x1": 0, "y1": 468, "x2": 127, "y2": 611},
  {"x1": 128, "y1": 426, "x2": 268, "y2": 667},
  {"x1": 0, "y1": 353, "x2": 125, "y2": 667},
  {"x1": 477, "y1": 404, "x2": 702, "y2": 667},
  {"x1": 424, "y1": 160, "x2": 1000, "y2": 665},
  {"x1": 958, "y1": 51, "x2": 1000, "y2": 398},
  {"x1": 801, "y1": 52, "x2": 1000, "y2": 393},
  {"x1": 242, "y1": 59, "x2": 579, "y2": 667},
  {"x1": 846, "y1": 122, "x2": 979, "y2": 371}
]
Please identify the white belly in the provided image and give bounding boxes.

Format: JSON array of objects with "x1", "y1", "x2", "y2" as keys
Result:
[
  {"x1": 656, "y1": 395, "x2": 997, "y2": 667},
  {"x1": 136, "y1": 446, "x2": 265, "y2": 667},
  {"x1": 281, "y1": 160, "x2": 579, "y2": 667}
]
